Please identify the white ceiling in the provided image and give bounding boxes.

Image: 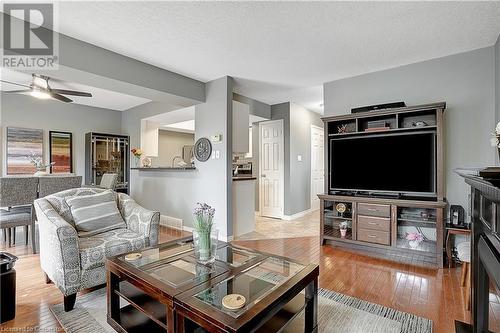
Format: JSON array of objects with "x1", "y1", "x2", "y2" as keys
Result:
[
  {"x1": 163, "y1": 120, "x2": 195, "y2": 134},
  {"x1": 54, "y1": 1, "x2": 500, "y2": 113},
  {"x1": 0, "y1": 68, "x2": 151, "y2": 111}
]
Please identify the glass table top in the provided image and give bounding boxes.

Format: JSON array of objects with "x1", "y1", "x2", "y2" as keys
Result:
[
  {"x1": 194, "y1": 257, "x2": 305, "y2": 318},
  {"x1": 214, "y1": 245, "x2": 259, "y2": 267},
  {"x1": 118, "y1": 241, "x2": 193, "y2": 268},
  {"x1": 146, "y1": 257, "x2": 221, "y2": 288}
]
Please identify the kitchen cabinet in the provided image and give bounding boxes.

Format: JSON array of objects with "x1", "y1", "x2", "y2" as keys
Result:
[{"x1": 232, "y1": 100, "x2": 250, "y2": 153}]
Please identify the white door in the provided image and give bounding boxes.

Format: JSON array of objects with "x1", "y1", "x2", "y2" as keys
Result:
[
  {"x1": 311, "y1": 125, "x2": 324, "y2": 210},
  {"x1": 259, "y1": 120, "x2": 284, "y2": 218}
]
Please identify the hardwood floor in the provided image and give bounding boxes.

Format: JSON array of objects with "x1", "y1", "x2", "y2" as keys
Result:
[{"x1": 0, "y1": 227, "x2": 469, "y2": 332}]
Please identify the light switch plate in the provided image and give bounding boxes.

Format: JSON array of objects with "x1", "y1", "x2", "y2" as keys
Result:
[
  {"x1": 297, "y1": 155, "x2": 302, "y2": 162},
  {"x1": 211, "y1": 134, "x2": 222, "y2": 142}
]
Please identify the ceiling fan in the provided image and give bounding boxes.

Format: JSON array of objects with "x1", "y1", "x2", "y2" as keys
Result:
[{"x1": 0, "y1": 74, "x2": 92, "y2": 103}]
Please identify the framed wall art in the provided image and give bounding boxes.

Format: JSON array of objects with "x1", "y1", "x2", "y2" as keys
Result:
[
  {"x1": 49, "y1": 131, "x2": 73, "y2": 173},
  {"x1": 6, "y1": 127, "x2": 44, "y2": 175}
]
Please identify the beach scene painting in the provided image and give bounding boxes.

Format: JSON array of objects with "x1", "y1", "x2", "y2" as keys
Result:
[
  {"x1": 7, "y1": 127, "x2": 44, "y2": 174},
  {"x1": 50, "y1": 131, "x2": 73, "y2": 173}
]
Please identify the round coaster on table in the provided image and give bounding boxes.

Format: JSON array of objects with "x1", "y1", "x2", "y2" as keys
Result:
[
  {"x1": 222, "y1": 294, "x2": 246, "y2": 310},
  {"x1": 124, "y1": 253, "x2": 142, "y2": 261}
]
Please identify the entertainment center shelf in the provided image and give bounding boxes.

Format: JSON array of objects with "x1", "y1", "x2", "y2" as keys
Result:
[{"x1": 320, "y1": 102, "x2": 446, "y2": 268}]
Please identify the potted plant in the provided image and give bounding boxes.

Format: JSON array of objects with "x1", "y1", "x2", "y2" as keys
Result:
[
  {"x1": 339, "y1": 221, "x2": 349, "y2": 238},
  {"x1": 490, "y1": 122, "x2": 500, "y2": 161},
  {"x1": 193, "y1": 203, "x2": 218, "y2": 265},
  {"x1": 130, "y1": 147, "x2": 143, "y2": 167},
  {"x1": 406, "y1": 232, "x2": 424, "y2": 249}
]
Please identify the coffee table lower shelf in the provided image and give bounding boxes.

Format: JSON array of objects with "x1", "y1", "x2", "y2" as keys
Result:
[{"x1": 108, "y1": 289, "x2": 310, "y2": 333}]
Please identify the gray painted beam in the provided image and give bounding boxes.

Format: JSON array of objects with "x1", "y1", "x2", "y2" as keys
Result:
[{"x1": 1, "y1": 13, "x2": 205, "y2": 107}]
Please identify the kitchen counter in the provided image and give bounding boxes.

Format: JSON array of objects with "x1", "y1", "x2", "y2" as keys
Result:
[
  {"x1": 232, "y1": 176, "x2": 257, "y2": 181},
  {"x1": 131, "y1": 166, "x2": 196, "y2": 171}
]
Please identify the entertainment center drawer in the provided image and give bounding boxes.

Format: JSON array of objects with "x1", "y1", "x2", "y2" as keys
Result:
[
  {"x1": 357, "y1": 229, "x2": 390, "y2": 245},
  {"x1": 357, "y1": 215, "x2": 390, "y2": 232},
  {"x1": 357, "y1": 203, "x2": 391, "y2": 218}
]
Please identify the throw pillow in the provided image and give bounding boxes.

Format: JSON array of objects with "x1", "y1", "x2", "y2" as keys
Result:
[{"x1": 65, "y1": 190, "x2": 126, "y2": 237}]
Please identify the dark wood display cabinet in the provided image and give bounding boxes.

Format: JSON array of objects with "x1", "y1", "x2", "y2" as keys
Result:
[{"x1": 319, "y1": 102, "x2": 447, "y2": 268}]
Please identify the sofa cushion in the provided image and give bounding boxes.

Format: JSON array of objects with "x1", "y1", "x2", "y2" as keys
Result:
[
  {"x1": 66, "y1": 190, "x2": 126, "y2": 237},
  {"x1": 78, "y1": 228, "x2": 149, "y2": 271}
]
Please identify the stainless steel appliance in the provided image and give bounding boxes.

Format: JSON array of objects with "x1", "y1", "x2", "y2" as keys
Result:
[{"x1": 233, "y1": 162, "x2": 252, "y2": 177}]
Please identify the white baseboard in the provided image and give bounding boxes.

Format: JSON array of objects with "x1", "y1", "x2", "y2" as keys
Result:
[
  {"x1": 159, "y1": 215, "x2": 183, "y2": 230},
  {"x1": 282, "y1": 208, "x2": 316, "y2": 221},
  {"x1": 160, "y1": 214, "x2": 233, "y2": 242}
]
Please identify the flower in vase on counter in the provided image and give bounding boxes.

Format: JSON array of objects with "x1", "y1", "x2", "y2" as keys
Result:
[
  {"x1": 193, "y1": 202, "x2": 218, "y2": 265},
  {"x1": 130, "y1": 147, "x2": 143, "y2": 158},
  {"x1": 130, "y1": 147, "x2": 143, "y2": 167},
  {"x1": 406, "y1": 231, "x2": 424, "y2": 249}
]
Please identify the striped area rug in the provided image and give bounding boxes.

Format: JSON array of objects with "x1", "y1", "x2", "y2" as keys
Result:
[{"x1": 50, "y1": 287, "x2": 432, "y2": 333}]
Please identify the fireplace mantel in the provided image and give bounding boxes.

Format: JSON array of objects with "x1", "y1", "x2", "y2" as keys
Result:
[{"x1": 457, "y1": 170, "x2": 500, "y2": 333}]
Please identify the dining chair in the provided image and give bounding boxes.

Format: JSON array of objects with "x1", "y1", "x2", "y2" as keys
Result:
[
  {"x1": 99, "y1": 173, "x2": 118, "y2": 190},
  {"x1": 38, "y1": 175, "x2": 82, "y2": 198},
  {"x1": 0, "y1": 177, "x2": 39, "y2": 253}
]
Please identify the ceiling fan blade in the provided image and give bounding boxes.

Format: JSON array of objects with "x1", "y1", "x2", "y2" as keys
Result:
[
  {"x1": 0, "y1": 80, "x2": 30, "y2": 88},
  {"x1": 50, "y1": 89, "x2": 92, "y2": 97},
  {"x1": 50, "y1": 92, "x2": 73, "y2": 103},
  {"x1": 3, "y1": 89, "x2": 32, "y2": 93}
]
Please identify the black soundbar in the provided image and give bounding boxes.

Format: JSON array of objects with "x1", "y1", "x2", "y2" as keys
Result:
[{"x1": 351, "y1": 101, "x2": 406, "y2": 113}]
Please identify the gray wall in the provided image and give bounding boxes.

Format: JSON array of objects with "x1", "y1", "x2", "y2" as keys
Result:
[
  {"x1": 122, "y1": 77, "x2": 234, "y2": 239},
  {"x1": 271, "y1": 103, "x2": 291, "y2": 214},
  {"x1": 323, "y1": 47, "x2": 497, "y2": 210},
  {"x1": 0, "y1": 93, "x2": 122, "y2": 180},
  {"x1": 253, "y1": 102, "x2": 322, "y2": 215},
  {"x1": 233, "y1": 93, "x2": 271, "y2": 119},
  {"x1": 195, "y1": 77, "x2": 233, "y2": 237},
  {"x1": 496, "y1": 34, "x2": 500, "y2": 124},
  {"x1": 289, "y1": 103, "x2": 323, "y2": 214}
]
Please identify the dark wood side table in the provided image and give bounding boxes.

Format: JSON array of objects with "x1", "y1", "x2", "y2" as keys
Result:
[{"x1": 445, "y1": 224, "x2": 471, "y2": 268}]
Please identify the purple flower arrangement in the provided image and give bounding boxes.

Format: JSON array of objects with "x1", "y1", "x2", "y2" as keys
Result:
[{"x1": 193, "y1": 202, "x2": 215, "y2": 233}]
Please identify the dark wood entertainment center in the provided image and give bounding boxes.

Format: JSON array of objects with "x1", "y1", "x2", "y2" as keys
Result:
[{"x1": 319, "y1": 102, "x2": 447, "y2": 268}]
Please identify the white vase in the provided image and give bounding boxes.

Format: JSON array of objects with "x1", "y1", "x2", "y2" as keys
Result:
[{"x1": 409, "y1": 240, "x2": 420, "y2": 249}]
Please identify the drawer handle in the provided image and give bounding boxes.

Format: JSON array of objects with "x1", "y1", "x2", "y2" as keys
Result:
[
  {"x1": 367, "y1": 235, "x2": 377, "y2": 238},
  {"x1": 367, "y1": 208, "x2": 378, "y2": 211},
  {"x1": 368, "y1": 222, "x2": 377, "y2": 225}
]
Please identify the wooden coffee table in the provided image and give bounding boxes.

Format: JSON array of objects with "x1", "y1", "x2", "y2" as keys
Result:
[{"x1": 106, "y1": 238, "x2": 319, "y2": 333}]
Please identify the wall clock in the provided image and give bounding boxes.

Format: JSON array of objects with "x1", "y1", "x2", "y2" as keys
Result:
[{"x1": 194, "y1": 137, "x2": 212, "y2": 162}]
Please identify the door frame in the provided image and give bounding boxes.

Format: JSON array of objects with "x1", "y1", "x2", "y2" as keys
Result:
[
  {"x1": 310, "y1": 124, "x2": 324, "y2": 210},
  {"x1": 259, "y1": 119, "x2": 284, "y2": 219}
]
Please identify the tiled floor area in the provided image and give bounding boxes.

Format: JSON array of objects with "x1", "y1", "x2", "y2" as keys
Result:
[{"x1": 235, "y1": 210, "x2": 320, "y2": 240}]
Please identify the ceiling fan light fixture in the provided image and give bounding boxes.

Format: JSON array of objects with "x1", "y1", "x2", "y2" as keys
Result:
[
  {"x1": 30, "y1": 89, "x2": 51, "y2": 99},
  {"x1": 32, "y1": 76, "x2": 48, "y2": 89}
]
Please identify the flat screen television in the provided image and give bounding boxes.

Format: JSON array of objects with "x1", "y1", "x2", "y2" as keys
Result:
[{"x1": 329, "y1": 131, "x2": 436, "y2": 197}]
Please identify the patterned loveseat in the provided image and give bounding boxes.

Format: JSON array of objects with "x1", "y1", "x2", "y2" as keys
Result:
[{"x1": 34, "y1": 188, "x2": 159, "y2": 311}]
